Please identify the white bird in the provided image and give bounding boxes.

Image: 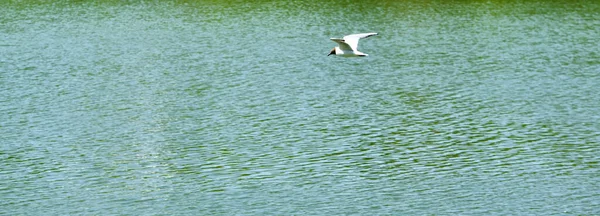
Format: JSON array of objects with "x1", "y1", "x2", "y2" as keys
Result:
[{"x1": 328, "y1": 33, "x2": 378, "y2": 57}]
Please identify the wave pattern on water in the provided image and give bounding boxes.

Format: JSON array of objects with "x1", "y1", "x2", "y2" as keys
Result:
[{"x1": 1, "y1": 1, "x2": 599, "y2": 215}]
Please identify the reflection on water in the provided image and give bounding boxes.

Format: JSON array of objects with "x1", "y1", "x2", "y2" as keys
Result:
[{"x1": 1, "y1": 1, "x2": 599, "y2": 215}]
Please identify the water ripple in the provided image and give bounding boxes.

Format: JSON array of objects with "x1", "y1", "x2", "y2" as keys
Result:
[{"x1": 1, "y1": 1, "x2": 599, "y2": 215}]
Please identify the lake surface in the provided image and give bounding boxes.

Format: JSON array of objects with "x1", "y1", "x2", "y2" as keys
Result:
[{"x1": 1, "y1": 0, "x2": 599, "y2": 215}]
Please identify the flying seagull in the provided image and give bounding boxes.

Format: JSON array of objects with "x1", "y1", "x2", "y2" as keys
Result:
[{"x1": 328, "y1": 33, "x2": 378, "y2": 57}]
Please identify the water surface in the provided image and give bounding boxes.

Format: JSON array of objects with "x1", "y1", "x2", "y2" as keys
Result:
[{"x1": 1, "y1": 0, "x2": 599, "y2": 215}]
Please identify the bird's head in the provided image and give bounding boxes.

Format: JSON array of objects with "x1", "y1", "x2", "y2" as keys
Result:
[{"x1": 328, "y1": 48, "x2": 336, "y2": 56}]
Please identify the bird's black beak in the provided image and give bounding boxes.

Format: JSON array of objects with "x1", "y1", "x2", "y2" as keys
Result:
[{"x1": 328, "y1": 48, "x2": 335, "y2": 56}]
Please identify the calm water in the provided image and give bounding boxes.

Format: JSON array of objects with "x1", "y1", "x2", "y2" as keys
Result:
[{"x1": 1, "y1": 0, "x2": 599, "y2": 215}]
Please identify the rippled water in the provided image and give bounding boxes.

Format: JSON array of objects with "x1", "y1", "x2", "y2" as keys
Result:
[{"x1": 1, "y1": 1, "x2": 599, "y2": 215}]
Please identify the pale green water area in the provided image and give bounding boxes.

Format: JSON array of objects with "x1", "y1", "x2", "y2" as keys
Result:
[{"x1": 1, "y1": 0, "x2": 599, "y2": 215}]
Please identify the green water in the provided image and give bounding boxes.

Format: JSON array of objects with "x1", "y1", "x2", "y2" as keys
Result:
[{"x1": 1, "y1": 0, "x2": 599, "y2": 215}]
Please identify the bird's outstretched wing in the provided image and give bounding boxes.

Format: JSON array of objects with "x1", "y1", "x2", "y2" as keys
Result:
[
  {"x1": 342, "y1": 33, "x2": 378, "y2": 51},
  {"x1": 330, "y1": 38, "x2": 354, "y2": 51}
]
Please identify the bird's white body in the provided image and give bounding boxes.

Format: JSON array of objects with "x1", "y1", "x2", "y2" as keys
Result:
[{"x1": 328, "y1": 33, "x2": 378, "y2": 57}]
